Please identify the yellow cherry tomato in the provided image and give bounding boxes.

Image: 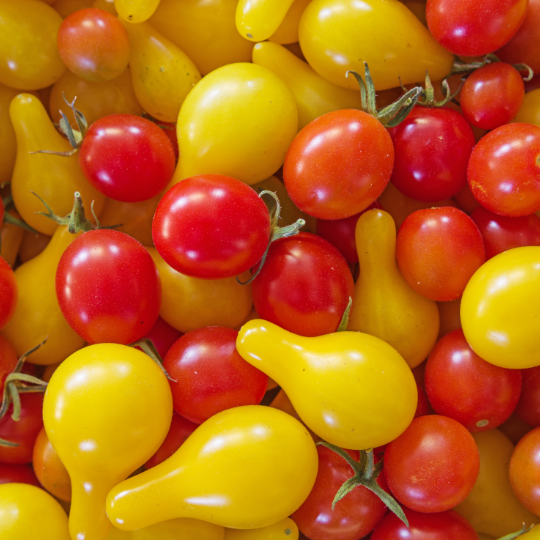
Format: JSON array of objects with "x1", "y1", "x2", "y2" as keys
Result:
[
  {"x1": 269, "y1": 0, "x2": 312, "y2": 44},
  {"x1": 299, "y1": 0, "x2": 453, "y2": 90},
  {"x1": 106, "y1": 518, "x2": 225, "y2": 540},
  {"x1": 43, "y1": 344, "x2": 173, "y2": 540},
  {"x1": 461, "y1": 246, "x2": 540, "y2": 369},
  {"x1": 0, "y1": 483, "x2": 71, "y2": 540},
  {"x1": 224, "y1": 518, "x2": 299, "y2": 539},
  {"x1": 173, "y1": 63, "x2": 297, "y2": 186},
  {"x1": 0, "y1": 0, "x2": 65, "y2": 90},
  {"x1": 0, "y1": 83, "x2": 18, "y2": 185},
  {"x1": 515, "y1": 88, "x2": 540, "y2": 126},
  {"x1": 236, "y1": 320, "x2": 417, "y2": 450},
  {"x1": 236, "y1": 0, "x2": 295, "y2": 41},
  {"x1": 115, "y1": 0, "x2": 160, "y2": 22},
  {"x1": 107, "y1": 406, "x2": 318, "y2": 530},
  {"x1": 150, "y1": 0, "x2": 253, "y2": 75}
]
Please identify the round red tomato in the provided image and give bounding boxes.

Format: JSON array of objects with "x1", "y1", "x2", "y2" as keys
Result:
[
  {"x1": 56, "y1": 230, "x2": 161, "y2": 345},
  {"x1": 0, "y1": 256, "x2": 17, "y2": 330},
  {"x1": 515, "y1": 367, "x2": 540, "y2": 427},
  {"x1": 0, "y1": 463, "x2": 40, "y2": 487},
  {"x1": 283, "y1": 109, "x2": 394, "y2": 220},
  {"x1": 79, "y1": 114, "x2": 176, "y2": 202},
  {"x1": 252, "y1": 232, "x2": 355, "y2": 337},
  {"x1": 0, "y1": 335, "x2": 17, "y2": 396},
  {"x1": 152, "y1": 175, "x2": 271, "y2": 280}
]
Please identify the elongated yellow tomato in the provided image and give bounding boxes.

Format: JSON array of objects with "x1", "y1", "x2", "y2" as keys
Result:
[
  {"x1": 148, "y1": 247, "x2": 253, "y2": 333},
  {"x1": 10, "y1": 94, "x2": 105, "y2": 236},
  {"x1": 115, "y1": 0, "x2": 160, "y2": 22},
  {"x1": 299, "y1": 0, "x2": 453, "y2": 90},
  {"x1": 461, "y1": 246, "x2": 540, "y2": 369},
  {"x1": 107, "y1": 406, "x2": 318, "y2": 530},
  {"x1": 0, "y1": 483, "x2": 70, "y2": 540},
  {"x1": 454, "y1": 429, "x2": 539, "y2": 537},
  {"x1": 269, "y1": 0, "x2": 311, "y2": 44},
  {"x1": 236, "y1": 0, "x2": 295, "y2": 41},
  {"x1": 44, "y1": 344, "x2": 173, "y2": 540},
  {"x1": 0, "y1": 226, "x2": 85, "y2": 365},
  {"x1": 236, "y1": 320, "x2": 417, "y2": 449},
  {"x1": 252, "y1": 41, "x2": 361, "y2": 130},
  {"x1": 224, "y1": 518, "x2": 299, "y2": 539},
  {"x1": 122, "y1": 20, "x2": 200, "y2": 123},
  {"x1": 515, "y1": 89, "x2": 540, "y2": 126},
  {"x1": 106, "y1": 518, "x2": 224, "y2": 540},
  {"x1": 150, "y1": 0, "x2": 252, "y2": 76},
  {"x1": 0, "y1": 211, "x2": 25, "y2": 267},
  {"x1": 0, "y1": 0, "x2": 65, "y2": 90},
  {"x1": 347, "y1": 210, "x2": 439, "y2": 368},
  {"x1": 0, "y1": 83, "x2": 18, "y2": 185},
  {"x1": 173, "y1": 63, "x2": 297, "y2": 186}
]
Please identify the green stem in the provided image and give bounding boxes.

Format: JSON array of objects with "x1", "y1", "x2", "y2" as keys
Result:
[
  {"x1": 3, "y1": 212, "x2": 38, "y2": 234},
  {"x1": 129, "y1": 338, "x2": 176, "y2": 382},
  {"x1": 497, "y1": 524, "x2": 535, "y2": 540},
  {"x1": 336, "y1": 297, "x2": 352, "y2": 332}
]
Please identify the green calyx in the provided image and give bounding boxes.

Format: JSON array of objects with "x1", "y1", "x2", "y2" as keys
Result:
[
  {"x1": 318, "y1": 441, "x2": 408, "y2": 527},
  {"x1": 449, "y1": 54, "x2": 534, "y2": 81},
  {"x1": 336, "y1": 297, "x2": 352, "y2": 332},
  {"x1": 415, "y1": 70, "x2": 463, "y2": 108},
  {"x1": 347, "y1": 62, "x2": 423, "y2": 128},
  {"x1": 497, "y1": 524, "x2": 535, "y2": 539}
]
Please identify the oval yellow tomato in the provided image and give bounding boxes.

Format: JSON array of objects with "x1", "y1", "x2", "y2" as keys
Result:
[
  {"x1": 236, "y1": 0, "x2": 295, "y2": 42},
  {"x1": 224, "y1": 518, "x2": 299, "y2": 539},
  {"x1": 269, "y1": 0, "x2": 311, "y2": 44},
  {"x1": 0, "y1": 83, "x2": 18, "y2": 186},
  {"x1": 106, "y1": 518, "x2": 224, "y2": 540},
  {"x1": 515, "y1": 88, "x2": 540, "y2": 126},
  {"x1": 115, "y1": 0, "x2": 160, "y2": 22}
]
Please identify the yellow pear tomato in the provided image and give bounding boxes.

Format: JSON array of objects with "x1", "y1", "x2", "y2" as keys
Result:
[
  {"x1": 106, "y1": 518, "x2": 225, "y2": 540},
  {"x1": 224, "y1": 518, "x2": 299, "y2": 539},
  {"x1": 115, "y1": 0, "x2": 160, "y2": 22}
]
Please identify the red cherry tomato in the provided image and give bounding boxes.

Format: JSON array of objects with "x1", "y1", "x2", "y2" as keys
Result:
[
  {"x1": 388, "y1": 108, "x2": 475, "y2": 202},
  {"x1": 425, "y1": 329, "x2": 522, "y2": 432},
  {"x1": 384, "y1": 415, "x2": 480, "y2": 513},
  {"x1": 152, "y1": 175, "x2": 271, "y2": 279},
  {"x1": 460, "y1": 63, "x2": 525, "y2": 131},
  {"x1": 0, "y1": 256, "x2": 17, "y2": 330},
  {"x1": 468, "y1": 123, "x2": 540, "y2": 217},
  {"x1": 56, "y1": 230, "x2": 161, "y2": 345},
  {"x1": 283, "y1": 109, "x2": 394, "y2": 220},
  {"x1": 415, "y1": 384, "x2": 430, "y2": 419},
  {"x1": 371, "y1": 508, "x2": 478, "y2": 540},
  {"x1": 79, "y1": 114, "x2": 176, "y2": 202},
  {"x1": 515, "y1": 367, "x2": 540, "y2": 427},
  {"x1": 252, "y1": 232, "x2": 355, "y2": 337},
  {"x1": 163, "y1": 327, "x2": 268, "y2": 424},
  {"x1": 470, "y1": 206, "x2": 540, "y2": 259},
  {"x1": 396, "y1": 207, "x2": 486, "y2": 301},
  {"x1": 426, "y1": 0, "x2": 528, "y2": 56},
  {"x1": 0, "y1": 463, "x2": 40, "y2": 487},
  {"x1": 57, "y1": 8, "x2": 130, "y2": 83},
  {"x1": 139, "y1": 316, "x2": 183, "y2": 360},
  {"x1": 291, "y1": 445, "x2": 388, "y2": 540}
]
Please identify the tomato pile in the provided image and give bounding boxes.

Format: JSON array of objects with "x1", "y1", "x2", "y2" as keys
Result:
[{"x1": 1, "y1": 0, "x2": 540, "y2": 539}]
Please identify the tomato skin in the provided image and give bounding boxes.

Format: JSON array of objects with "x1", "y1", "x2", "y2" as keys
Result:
[
  {"x1": 0, "y1": 335, "x2": 18, "y2": 399},
  {"x1": 140, "y1": 316, "x2": 183, "y2": 360},
  {"x1": 283, "y1": 109, "x2": 394, "y2": 220},
  {"x1": 388, "y1": 108, "x2": 475, "y2": 202},
  {"x1": 152, "y1": 175, "x2": 271, "y2": 279},
  {"x1": 425, "y1": 329, "x2": 522, "y2": 432},
  {"x1": 371, "y1": 508, "x2": 478, "y2": 540},
  {"x1": 426, "y1": 0, "x2": 528, "y2": 56},
  {"x1": 163, "y1": 327, "x2": 268, "y2": 424},
  {"x1": 384, "y1": 415, "x2": 480, "y2": 513},
  {"x1": 0, "y1": 256, "x2": 17, "y2": 329},
  {"x1": 515, "y1": 367, "x2": 540, "y2": 427},
  {"x1": 470, "y1": 206, "x2": 540, "y2": 259},
  {"x1": 0, "y1": 463, "x2": 40, "y2": 487},
  {"x1": 468, "y1": 123, "x2": 540, "y2": 217},
  {"x1": 56, "y1": 230, "x2": 161, "y2": 345},
  {"x1": 57, "y1": 8, "x2": 130, "y2": 83},
  {"x1": 79, "y1": 114, "x2": 176, "y2": 202},
  {"x1": 252, "y1": 233, "x2": 355, "y2": 337},
  {"x1": 291, "y1": 445, "x2": 388, "y2": 540}
]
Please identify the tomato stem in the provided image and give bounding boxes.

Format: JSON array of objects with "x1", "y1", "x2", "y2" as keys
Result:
[
  {"x1": 415, "y1": 71, "x2": 463, "y2": 108},
  {"x1": 3, "y1": 212, "x2": 38, "y2": 234},
  {"x1": 129, "y1": 338, "x2": 177, "y2": 382},
  {"x1": 336, "y1": 297, "x2": 352, "y2": 332},
  {"x1": 497, "y1": 524, "x2": 535, "y2": 539},
  {"x1": 448, "y1": 54, "x2": 534, "y2": 82}
]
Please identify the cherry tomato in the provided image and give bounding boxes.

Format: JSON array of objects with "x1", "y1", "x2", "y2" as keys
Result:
[
  {"x1": 139, "y1": 316, "x2": 183, "y2": 359},
  {"x1": 388, "y1": 107, "x2": 475, "y2": 202},
  {"x1": 515, "y1": 367, "x2": 540, "y2": 427},
  {"x1": 56, "y1": 230, "x2": 161, "y2": 345},
  {"x1": 57, "y1": 8, "x2": 130, "y2": 83},
  {"x1": 396, "y1": 207, "x2": 486, "y2": 301},
  {"x1": 0, "y1": 335, "x2": 17, "y2": 397},
  {"x1": 384, "y1": 415, "x2": 480, "y2": 513},
  {"x1": 252, "y1": 232, "x2": 355, "y2": 337},
  {"x1": 0, "y1": 463, "x2": 39, "y2": 486},
  {"x1": 152, "y1": 175, "x2": 271, "y2": 279},
  {"x1": 79, "y1": 114, "x2": 176, "y2": 202},
  {"x1": 291, "y1": 445, "x2": 388, "y2": 540},
  {"x1": 468, "y1": 123, "x2": 540, "y2": 217},
  {"x1": 163, "y1": 327, "x2": 268, "y2": 424},
  {"x1": 425, "y1": 329, "x2": 522, "y2": 432},
  {"x1": 426, "y1": 0, "x2": 528, "y2": 56},
  {"x1": 0, "y1": 256, "x2": 17, "y2": 329},
  {"x1": 283, "y1": 109, "x2": 394, "y2": 220}
]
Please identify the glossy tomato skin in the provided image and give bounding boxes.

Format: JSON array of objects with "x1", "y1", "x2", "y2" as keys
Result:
[
  {"x1": 388, "y1": 107, "x2": 475, "y2": 202},
  {"x1": 426, "y1": 0, "x2": 528, "y2": 56},
  {"x1": 425, "y1": 329, "x2": 522, "y2": 432},
  {"x1": 384, "y1": 415, "x2": 480, "y2": 513},
  {"x1": 152, "y1": 175, "x2": 271, "y2": 279},
  {"x1": 57, "y1": 8, "x2": 130, "y2": 83},
  {"x1": 163, "y1": 327, "x2": 268, "y2": 424},
  {"x1": 396, "y1": 207, "x2": 486, "y2": 301},
  {"x1": 283, "y1": 109, "x2": 394, "y2": 220},
  {"x1": 371, "y1": 508, "x2": 479, "y2": 540},
  {"x1": 470, "y1": 206, "x2": 540, "y2": 259},
  {"x1": 79, "y1": 114, "x2": 176, "y2": 202},
  {"x1": 0, "y1": 256, "x2": 17, "y2": 329},
  {"x1": 515, "y1": 367, "x2": 540, "y2": 427},
  {"x1": 139, "y1": 316, "x2": 183, "y2": 359},
  {"x1": 292, "y1": 445, "x2": 388, "y2": 540},
  {"x1": 56, "y1": 230, "x2": 161, "y2": 345},
  {"x1": 252, "y1": 232, "x2": 355, "y2": 337},
  {"x1": 0, "y1": 463, "x2": 40, "y2": 487},
  {"x1": 468, "y1": 123, "x2": 540, "y2": 217}
]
